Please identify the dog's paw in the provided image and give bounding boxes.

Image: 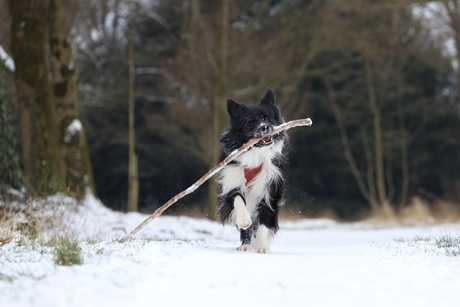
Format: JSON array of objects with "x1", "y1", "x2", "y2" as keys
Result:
[
  {"x1": 236, "y1": 215, "x2": 252, "y2": 230},
  {"x1": 256, "y1": 246, "x2": 270, "y2": 254},
  {"x1": 237, "y1": 244, "x2": 253, "y2": 252}
]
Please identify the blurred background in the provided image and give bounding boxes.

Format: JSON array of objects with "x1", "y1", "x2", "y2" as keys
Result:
[{"x1": 1, "y1": 0, "x2": 459, "y2": 221}]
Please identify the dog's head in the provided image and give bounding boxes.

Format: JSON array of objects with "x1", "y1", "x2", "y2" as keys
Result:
[{"x1": 221, "y1": 88, "x2": 286, "y2": 152}]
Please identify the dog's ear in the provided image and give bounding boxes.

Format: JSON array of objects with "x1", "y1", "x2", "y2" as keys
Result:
[
  {"x1": 227, "y1": 98, "x2": 247, "y2": 117},
  {"x1": 260, "y1": 88, "x2": 276, "y2": 106}
]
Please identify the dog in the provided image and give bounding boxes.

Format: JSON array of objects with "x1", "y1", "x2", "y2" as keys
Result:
[{"x1": 217, "y1": 88, "x2": 287, "y2": 253}]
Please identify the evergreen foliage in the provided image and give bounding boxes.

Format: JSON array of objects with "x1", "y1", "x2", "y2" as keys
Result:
[{"x1": 0, "y1": 69, "x2": 23, "y2": 193}]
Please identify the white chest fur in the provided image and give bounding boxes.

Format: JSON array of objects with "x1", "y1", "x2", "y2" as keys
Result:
[{"x1": 218, "y1": 141, "x2": 284, "y2": 216}]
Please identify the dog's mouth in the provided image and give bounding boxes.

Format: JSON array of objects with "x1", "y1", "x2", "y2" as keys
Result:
[{"x1": 257, "y1": 135, "x2": 273, "y2": 146}]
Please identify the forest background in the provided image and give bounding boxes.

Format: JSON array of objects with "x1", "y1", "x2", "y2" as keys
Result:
[{"x1": 1, "y1": 0, "x2": 460, "y2": 221}]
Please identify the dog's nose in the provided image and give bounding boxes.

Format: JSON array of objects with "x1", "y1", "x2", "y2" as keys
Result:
[{"x1": 260, "y1": 124, "x2": 272, "y2": 135}]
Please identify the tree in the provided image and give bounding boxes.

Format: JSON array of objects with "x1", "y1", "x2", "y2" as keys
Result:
[
  {"x1": 8, "y1": 0, "x2": 94, "y2": 199},
  {"x1": 315, "y1": 2, "x2": 418, "y2": 213},
  {"x1": 162, "y1": 0, "x2": 230, "y2": 219},
  {"x1": 164, "y1": 0, "x2": 324, "y2": 218},
  {"x1": 434, "y1": 0, "x2": 460, "y2": 114},
  {"x1": 290, "y1": 0, "x2": 460, "y2": 216},
  {"x1": 9, "y1": 0, "x2": 64, "y2": 195},
  {"x1": 49, "y1": 0, "x2": 94, "y2": 199},
  {"x1": 69, "y1": 0, "x2": 211, "y2": 211},
  {"x1": 127, "y1": 20, "x2": 139, "y2": 212},
  {"x1": 56, "y1": 0, "x2": 460, "y2": 217},
  {"x1": 0, "y1": 67, "x2": 22, "y2": 192}
]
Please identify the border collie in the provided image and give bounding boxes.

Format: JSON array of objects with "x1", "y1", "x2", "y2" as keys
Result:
[{"x1": 217, "y1": 88, "x2": 287, "y2": 253}]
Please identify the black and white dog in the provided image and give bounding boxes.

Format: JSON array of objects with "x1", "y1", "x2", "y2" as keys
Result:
[{"x1": 218, "y1": 88, "x2": 287, "y2": 253}]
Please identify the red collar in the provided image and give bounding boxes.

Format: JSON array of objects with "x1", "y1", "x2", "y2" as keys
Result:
[{"x1": 244, "y1": 163, "x2": 263, "y2": 185}]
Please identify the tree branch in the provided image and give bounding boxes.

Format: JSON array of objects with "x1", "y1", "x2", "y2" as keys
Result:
[{"x1": 119, "y1": 118, "x2": 313, "y2": 243}]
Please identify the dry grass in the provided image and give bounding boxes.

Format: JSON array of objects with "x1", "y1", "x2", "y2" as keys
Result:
[
  {"x1": 399, "y1": 197, "x2": 460, "y2": 224},
  {"x1": 0, "y1": 194, "x2": 37, "y2": 245},
  {"x1": 0, "y1": 194, "x2": 82, "y2": 246},
  {"x1": 280, "y1": 196, "x2": 460, "y2": 226},
  {"x1": 1, "y1": 195, "x2": 84, "y2": 267},
  {"x1": 0, "y1": 211, "x2": 44, "y2": 246},
  {"x1": 0, "y1": 211, "x2": 16, "y2": 245},
  {"x1": 367, "y1": 197, "x2": 460, "y2": 226},
  {"x1": 396, "y1": 234, "x2": 460, "y2": 257}
]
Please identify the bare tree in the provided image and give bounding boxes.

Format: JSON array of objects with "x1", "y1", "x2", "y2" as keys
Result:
[
  {"x1": 164, "y1": 0, "x2": 324, "y2": 218},
  {"x1": 317, "y1": 0, "x2": 431, "y2": 212}
]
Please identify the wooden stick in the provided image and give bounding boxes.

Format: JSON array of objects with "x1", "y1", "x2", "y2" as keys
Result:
[{"x1": 119, "y1": 118, "x2": 313, "y2": 243}]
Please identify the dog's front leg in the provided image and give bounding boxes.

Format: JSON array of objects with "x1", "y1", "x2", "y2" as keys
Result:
[
  {"x1": 253, "y1": 225, "x2": 271, "y2": 253},
  {"x1": 238, "y1": 227, "x2": 254, "y2": 251},
  {"x1": 233, "y1": 195, "x2": 252, "y2": 230}
]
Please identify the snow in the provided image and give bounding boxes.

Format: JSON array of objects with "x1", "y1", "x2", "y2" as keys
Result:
[
  {"x1": 62, "y1": 118, "x2": 87, "y2": 146},
  {"x1": 0, "y1": 45, "x2": 15, "y2": 72},
  {"x1": 1, "y1": 195, "x2": 460, "y2": 307},
  {"x1": 66, "y1": 119, "x2": 83, "y2": 136}
]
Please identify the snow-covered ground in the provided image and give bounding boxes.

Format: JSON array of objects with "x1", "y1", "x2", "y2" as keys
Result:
[{"x1": 1, "y1": 194, "x2": 460, "y2": 307}]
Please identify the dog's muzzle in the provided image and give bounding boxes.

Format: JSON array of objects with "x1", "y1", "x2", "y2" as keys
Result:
[{"x1": 254, "y1": 123, "x2": 274, "y2": 146}]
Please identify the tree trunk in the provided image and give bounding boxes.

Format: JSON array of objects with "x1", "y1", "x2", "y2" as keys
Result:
[
  {"x1": 359, "y1": 127, "x2": 377, "y2": 205},
  {"x1": 127, "y1": 22, "x2": 139, "y2": 212},
  {"x1": 396, "y1": 77, "x2": 409, "y2": 207},
  {"x1": 207, "y1": 0, "x2": 229, "y2": 220},
  {"x1": 365, "y1": 60, "x2": 387, "y2": 208},
  {"x1": 9, "y1": 0, "x2": 64, "y2": 195},
  {"x1": 322, "y1": 75, "x2": 379, "y2": 209},
  {"x1": 48, "y1": 0, "x2": 94, "y2": 200},
  {"x1": 0, "y1": 69, "x2": 23, "y2": 191}
]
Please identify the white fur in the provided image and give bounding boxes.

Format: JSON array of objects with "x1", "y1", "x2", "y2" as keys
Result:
[
  {"x1": 253, "y1": 225, "x2": 272, "y2": 253},
  {"x1": 236, "y1": 140, "x2": 284, "y2": 168},
  {"x1": 232, "y1": 195, "x2": 252, "y2": 230},
  {"x1": 218, "y1": 140, "x2": 284, "y2": 220},
  {"x1": 237, "y1": 244, "x2": 253, "y2": 251}
]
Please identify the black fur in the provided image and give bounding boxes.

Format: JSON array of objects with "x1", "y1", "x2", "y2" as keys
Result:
[{"x1": 217, "y1": 88, "x2": 287, "y2": 251}]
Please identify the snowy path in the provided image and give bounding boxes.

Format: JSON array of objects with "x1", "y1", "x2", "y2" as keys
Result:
[{"x1": 1, "y1": 200, "x2": 460, "y2": 307}]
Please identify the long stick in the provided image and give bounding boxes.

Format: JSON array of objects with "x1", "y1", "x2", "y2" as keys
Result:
[{"x1": 119, "y1": 118, "x2": 313, "y2": 243}]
